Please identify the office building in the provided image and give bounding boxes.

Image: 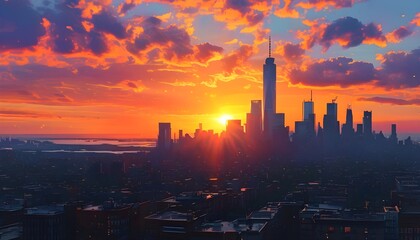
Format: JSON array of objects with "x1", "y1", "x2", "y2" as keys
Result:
[
  {"x1": 263, "y1": 36, "x2": 277, "y2": 136},
  {"x1": 341, "y1": 106, "x2": 354, "y2": 139},
  {"x1": 323, "y1": 99, "x2": 340, "y2": 147},
  {"x1": 303, "y1": 91, "x2": 314, "y2": 121},
  {"x1": 226, "y1": 119, "x2": 243, "y2": 136},
  {"x1": 390, "y1": 124, "x2": 398, "y2": 144},
  {"x1": 363, "y1": 111, "x2": 372, "y2": 137},
  {"x1": 246, "y1": 100, "x2": 262, "y2": 139},
  {"x1": 157, "y1": 122, "x2": 172, "y2": 150},
  {"x1": 23, "y1": 205, "x2": 65, "y2": 240},
  {"x1": 75, "y1": 203, "x2": 130, "y2": 240}
]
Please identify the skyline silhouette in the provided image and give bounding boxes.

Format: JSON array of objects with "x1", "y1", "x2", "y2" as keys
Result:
[{"x1": 0, "y1": 0, "x2": 419, "y2": 137}]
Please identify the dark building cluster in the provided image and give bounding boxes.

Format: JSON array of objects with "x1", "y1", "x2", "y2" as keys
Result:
[
  {"x1": 0, "y1": 39, "x2": 419, "y2": 240},
  {"x1": 159, "y1": 38, "x2": 415, "y2": 160}
]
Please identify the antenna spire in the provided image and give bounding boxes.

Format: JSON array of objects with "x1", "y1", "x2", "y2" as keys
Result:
[
  {"x1": 310, "y1": 90, "x2": 313, "y2": 102},
  {"x1": 268, "y1": 35, "x2": 272, "y2": 58}
]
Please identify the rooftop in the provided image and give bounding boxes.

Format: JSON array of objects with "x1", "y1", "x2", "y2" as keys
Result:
[
  {"x1": 146, "y1": 211, "x2": 194, "y2": 222},
  {"x1": 26, "y1": 205, "x2": 64, "y2": 216},
  {"x1": 199, "y1": 220, "x2": 267, "y2": 233}
]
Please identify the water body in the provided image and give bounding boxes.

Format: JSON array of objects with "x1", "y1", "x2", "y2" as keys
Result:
[
  {"x1": 23, "y1": 150, "x2": 147, "y2": 154},
  {"x1": 41, "y1": 139, "x2": 156, "y2": 148}
]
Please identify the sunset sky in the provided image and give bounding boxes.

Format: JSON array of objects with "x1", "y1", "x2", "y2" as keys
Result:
[{"x1": 0, "y1": 0, "x2": 419, "y2": 138}]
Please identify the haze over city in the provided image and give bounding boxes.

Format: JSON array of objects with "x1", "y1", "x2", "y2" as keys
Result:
[{"x1": 0, "y1": 0, "x2": 419, "y2": 138}]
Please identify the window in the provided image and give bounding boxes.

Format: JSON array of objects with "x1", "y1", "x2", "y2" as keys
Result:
[{"x1": 344, "y1": 227, "x2": 351, "y2": 233}]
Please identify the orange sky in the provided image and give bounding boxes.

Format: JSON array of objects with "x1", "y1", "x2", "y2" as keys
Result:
[{"x1": 0, "y1": 0, "x2": 419, "y2": 138}]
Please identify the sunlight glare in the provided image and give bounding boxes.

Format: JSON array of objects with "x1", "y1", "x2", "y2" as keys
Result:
[{"x1": 217, "y1": 114, "x2": 233, "y2": 126}]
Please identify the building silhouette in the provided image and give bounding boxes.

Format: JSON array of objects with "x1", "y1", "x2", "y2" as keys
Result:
[
  {"x1": 303, "y1": 92, "x2": 314, "y2": 122},
  {"x1": 23, "y1": 206, "x2": 65, "y2": 240},
  {"x1": 363, "y1": 111, "x2": 372, "y2": 137},
  {"x1": 390, "y1": 124, "x2": 398, "y2": 144},
  {"x1": 263, "y1": 36, "x2": 276, "y2": 137},
  {"x1": 226, "y1": 120, "x2": 243, "y2": 135},
  {"x1": 341, "y1": 106, "x2": 354, "y2": 139},
  {"x1": 157, "y1": 122, "x2": 172, "y2": 150},
  {"x1": 294, "y1": 92, "x2": 316, "y2": 142},
  {"x1": 322, "y1": 99, "x2": 340, "y2": 149},
  {"x1": 246, "y1": 100, "x2": 262, "y2": 140}
]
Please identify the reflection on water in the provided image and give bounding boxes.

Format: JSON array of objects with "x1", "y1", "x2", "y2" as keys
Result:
[
  {"x1": 23, "y1": 150, "x2": 149, "y2": 154},
  {"x1": 41, "y1": 139, "x2": 156, "y2": 148}
]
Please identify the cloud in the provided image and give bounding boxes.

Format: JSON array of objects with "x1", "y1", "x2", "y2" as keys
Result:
[
  {"x1": 289, "y1": 57, "x2": 376, "y2": 87},
  {"x1": 297, "y1": 17, "x2": 387, "y2": 51},
  {"x1": 0, "y1": 109, "x2": 56, "y2": 119},
  {"x1": 274, "y1": 0, "x2": 300, "y2": 18},
  {"x1": 42, "y1": 0, "x2": 126, "y2": 55},
  {"x1": 376, "y1": 48, "x2": 420, "y2": 89},
  {"x1": 118, "y1": 0, "x2": 142, "y2": 15},
  {"x1": 162, "y1": 81, "x2": 196, "y2": 87},
  {"x1": 411, "y1": 13, "x2": 420, "y2": 26},
  {"x1": 0, "y1": 0, "x2": 46, "y2": 50},
  {"x1": 358, "y1": 97, "x2": 420, "y2": 106},
  {"x1": 127, "y1": 16, "x2": 223, "y2": 64},
  {"x1": 278, "y1": 42, "x2": 305, "y2": 61},
  {"x1": 91, "y1": 11, "x2": 127, "y2": 39},
  {"x1": 195, "y1": 43, "x2": 224, "y2": 63},
  {"x1": 296, "y1": 0, "x2": 364, "y2": 10},
  {"x1": 225, "y1": 0, "x2": 252, "y2": 15},
  {"x1": 386, "y1": 26, "x2": 413, "y2": 43},
  {"x1": 274, "y1": 0, "x2": 364, "y2": 18},
  {"x1": 222, "y1": 44, "x2": 254, "y2": 73},
  {"x1": 128, "y1": 16, "x2": 193, "y2": 60},
  {"x1": 321, "y1": 17, "x2": 386, "y2": 49},
  {"x1": 289, "y1": 48, "x2": 420, "y2": 89}
]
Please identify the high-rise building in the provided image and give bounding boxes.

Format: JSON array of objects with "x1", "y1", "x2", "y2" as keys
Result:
[
  {"x1": 246, "y1": 100, "x2": 262, "y2": 139},
  {"x1": 327, "y1": 102, "x2": 338, "y2": 122},
  {"x1": 157, "y1": 122, "x2": 171, "y2": 150},
  {"x1": 273, "y1": 113, "x2": 285, "y2": 129},
  {"x1": 342, "y1": 106, "x2": 354, "y2": 139},
  {"x1": 356, "y1": 124, "x2": 363, "y2": 136},
  {"x1": 263, "y1": 36, "x2": 277, "y2": 136},
  {"x1": 390, "y1": 124, "x2": 398, "y2": 144},
  {"x1": 23, "y1": 206, "x2": 66, "y2": 240},
  {"x1": 302, "y1": 91, "x2": 315, "y2": 137},
  {"x1": 363, "y1": 111, "x2": 372, "y2": 137},
  {"x1": 345, "y1": 107, "x2": 353, "y2": 129},
  {"x1": 227, "y1": 120, "x2": 243, "y2": 135},
  {"x1": 303, "y1": 91, "x2": 314, "y2": 121},
  {"x1": 323, "y1": 99, "x2": 340, "y2": 147},
  {"x1": 323, "y1": 100, "x2": 339, "y2": 135},
  {"x1": 303, "y1": 101, "x2": 314, "y2": 121}
]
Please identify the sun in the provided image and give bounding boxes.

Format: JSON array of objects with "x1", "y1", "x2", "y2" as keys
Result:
[{"x1": 217, "y1": 114, "x2": 233, "y2": 126}]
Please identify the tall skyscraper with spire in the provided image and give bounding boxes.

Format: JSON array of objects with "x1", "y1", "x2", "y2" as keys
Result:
[{"x1": 263, "y1": 36, "x2": 276, "y2": 136}]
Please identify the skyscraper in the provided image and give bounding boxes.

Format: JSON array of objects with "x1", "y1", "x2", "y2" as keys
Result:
[
  {"x1": 226, "y1": 119, "x2": 244, "y2": 136},
  {"x1": 263, "y1": 36, "x2": 276, "y2": 136},
  {"x1": 303, "y1": 91, "x2": 315, "y2": 136},
  {"x1": 390, "y1": 124, "x2": 398, "y2": 144},
  {"x1": 363, "y1": 111, "x2": 372, "y2": 137},
  {"x1": 303, "y1": 91, "x2": 314, "y2": 121},
  {"x1": 342, "y1": 106, "x2": 354, "y2": 139},
  {"x1": 246, "y1": 100, "x2": 262, "y2": 139},
  {"x1": 323, "y1": 99, "x2": 340, "y2": 148},
  {"x1": 157, "y1": 122, "x2": 171, "y2": 150},
  {"x1": 326, "y1": 102, "x2": 338, "y2": 122}
]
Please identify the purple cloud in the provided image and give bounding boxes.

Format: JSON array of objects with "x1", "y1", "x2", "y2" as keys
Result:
[
  {"x1": 289, "y1": 57, "x2": 376, "y2": 87},
  {"x1": 358, "y1": 97, "x2": 420, "y2": 106},
  {"x1": 0, "y1": 0, "x2": 46, "y2": 50}
]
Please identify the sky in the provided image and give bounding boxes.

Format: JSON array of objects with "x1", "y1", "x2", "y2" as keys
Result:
[{"x1": 0, "y1": 0, "x2": 419, "y2": 138}]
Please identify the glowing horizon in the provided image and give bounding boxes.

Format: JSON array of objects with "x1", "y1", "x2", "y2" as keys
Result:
[{"x1": 0, "y1": 0, "x2": 419, "y2": 138}]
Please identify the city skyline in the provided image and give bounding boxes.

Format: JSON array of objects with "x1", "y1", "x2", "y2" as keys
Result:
[{"x1": 0, "y1": 0, "x2": 419, "y2": 137}]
